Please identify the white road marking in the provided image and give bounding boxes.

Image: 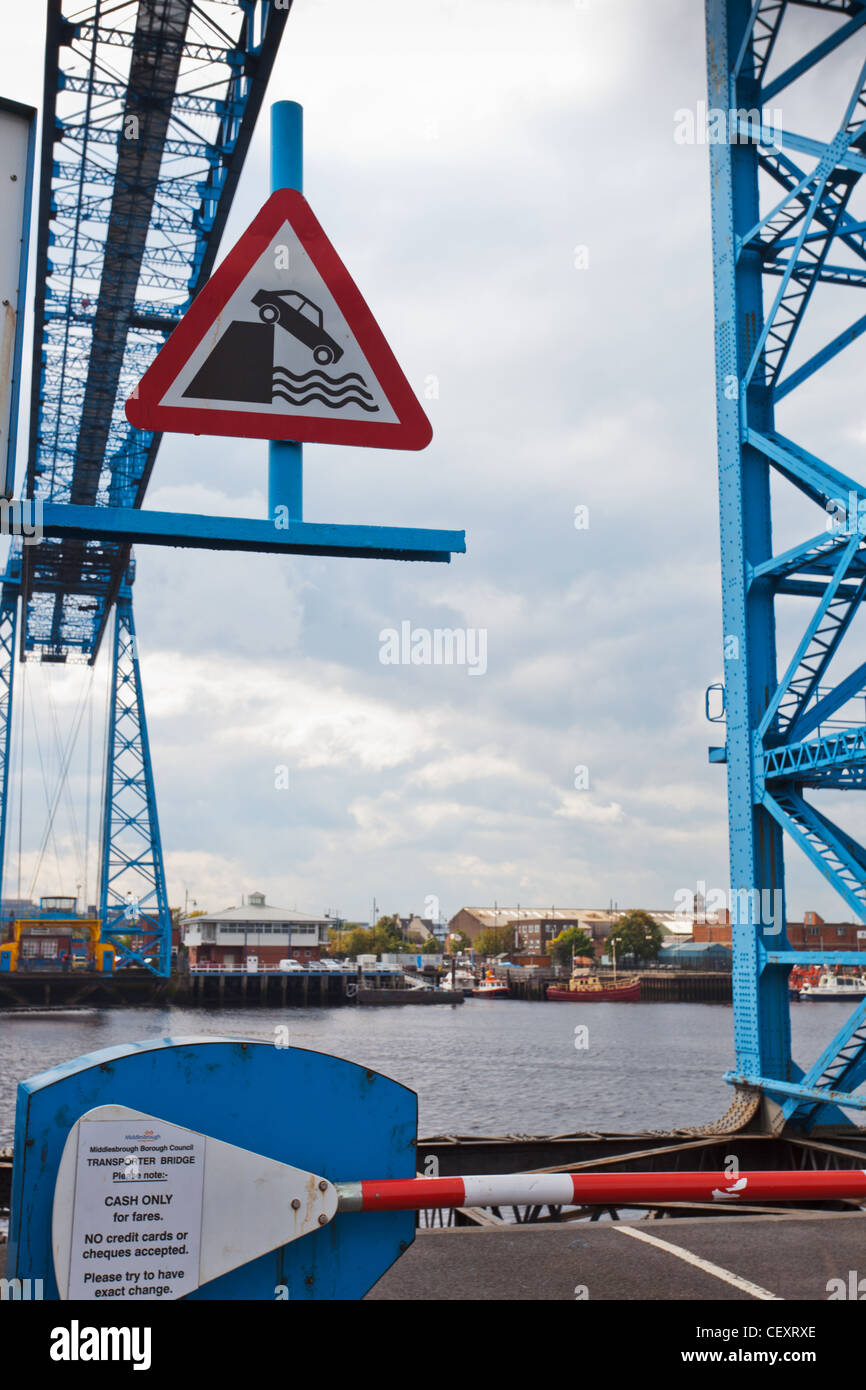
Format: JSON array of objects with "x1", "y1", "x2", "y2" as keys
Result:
[{"x1": 615, "y1": 1224, "x2": 783, "y2": 1300}]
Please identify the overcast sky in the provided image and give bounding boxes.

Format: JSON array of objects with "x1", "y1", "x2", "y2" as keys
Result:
[{"x1": 1, "y1": 0, "x2": 865, "y2": 926}]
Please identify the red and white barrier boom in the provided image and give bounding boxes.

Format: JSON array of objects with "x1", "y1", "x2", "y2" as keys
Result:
[
  {"x1": 45, "y1": 1095, "x2": 866, "y2": 1302},
  {"x1": 334, "y1": 1169, "x2": 866, "y2": 1211}
]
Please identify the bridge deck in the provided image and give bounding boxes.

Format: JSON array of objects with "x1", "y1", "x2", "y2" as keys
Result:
[{"x1": 365, "y1": 1210, "x2": 866, "y2": 1301}]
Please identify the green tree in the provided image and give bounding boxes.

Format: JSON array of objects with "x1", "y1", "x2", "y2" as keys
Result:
[
  {"x1": 448, "y1": 929, "x2": 472, "y2": 952},
  {"x1": 370, "y1": 914, "x2": 405, "y2": 953},
  {"x1": 548, "y1": 926, "x2": 595, "y2": 969},
  {"x1": 326, "y1": 922, "x2": 362, "y2": 956},
  {"x1": 606, "y1": 910, "x2": 663, "y2": 963},
  {"x1": 476, "y1": 924, "x2": 520, "y2": 956},
  {"x1": 342, "y1": 927, "x2": 375, "y2": 958},
  {"x1": 421, "y1": 937, "x2": 440, "y2": 954}
]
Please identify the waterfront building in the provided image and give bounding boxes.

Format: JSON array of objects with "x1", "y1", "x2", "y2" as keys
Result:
[
  {"x1": 181, "y1": 891, "x2": 329, "y2": 968},
  {"x1": 448, "y1": 906, "x2": 692, "y2": 950},
  {"x1": 693, "y1": 910, "x2": 866, "y2": 953},
  {"x1": 397, "y1": 915, "x2": 437, "y2": 946}
]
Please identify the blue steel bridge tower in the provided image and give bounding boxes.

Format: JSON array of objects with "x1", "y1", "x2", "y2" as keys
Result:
[
  {"x1": 0, "y1": 1, "x2": 463, "y2": 981},
  {"x1": 707, "y1": 0, "x2": 866, "y2": 1129},
  {"x1": 0, "y1": 1, "x2": 292, "y2": 976}
]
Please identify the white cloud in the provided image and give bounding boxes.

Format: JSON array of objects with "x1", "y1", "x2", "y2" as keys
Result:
[{"x1": 554, "y1": 792, "x2": 624, "y2": 824}]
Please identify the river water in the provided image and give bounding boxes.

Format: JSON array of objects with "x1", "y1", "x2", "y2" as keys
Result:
[{"x1": 0, "y1": 998, "x2": 855, "y2": 1144}]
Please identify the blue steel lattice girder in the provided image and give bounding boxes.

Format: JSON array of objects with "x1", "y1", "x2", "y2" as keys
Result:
[
  {"x1": 751, "y1": 529, "x2": 862, "y2": 583},
  {"x1": 758, "y1": 142, "x2": 866, "y2": 275},
  {"x1": 775, "y1": 307, "x2": 866, "y2": 398},
  {"x1": 762, "y1": 787, "x2": 866, "y2": 919},
  {"x1": 23, "y1": 1, "x2": 291, "y2": 663},
  {"x1": 706, "y1": 0, "x2": 866, "y2": 1128},
  {"x1": 747, "y1": 430, "x2": 863, "y2": 508},
  {"x1": 777, "y1": 994, "x2": 866, "y2": 1125},
  {"x1": 761, "y1": 722, "x2": 866, "y2": 778},
  {"x1": 786, "y1": 659, "x2": 866, "y2": 739},
  {"x1": 707, "y1": 0, "x2": 792, "y2": 1090},
  {"x1": 98, "y1": 576, "x2": 170, "y2": 977},
  {"x1": 743, "y1": 156, "x2": 859, "y2": 388},
  {"x1": 740, "y1": 136, "x2": 862, "y2": 251},
  {"x1": 763, "y1": 722, "x2": 866, "y2": 779},
  {"x1": 767, "y1": 948, "x2": 866, "y2": 966},
  {"x1": 756, "y1": 533, "x2": 863, "y2": 737},
  {"x1": 761, "y1": 9, "x2": 866, "y2": 101},
  {"x1": 792, "y1": 798, "x2": 866, "y2": 877}
]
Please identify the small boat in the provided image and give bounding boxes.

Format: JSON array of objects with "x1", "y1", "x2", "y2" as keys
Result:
[
  {"x1": 547, "y1": 975, "x2": 640, "y2": 1002},
  {"x1": 798, "y1": 972, "x2": 866, "y2": 1001},
  {"x1": 439, "y1": 967, "x2": 476, "y2": 997},
  {"x1": 471, "y1": 971, "x2": 509, "y2": 998}
]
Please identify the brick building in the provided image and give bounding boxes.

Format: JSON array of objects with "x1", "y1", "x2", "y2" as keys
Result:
[
  {"x1": 448, "y1": 908, "x2": 591, "y2": 950},
  {"x1": 448, "y1": 907, "x2": 689, "y2": 951},
  {"x1": 694, "y1": 909, "x2": 866, "y2": 952},
  {"x1": 788, "y1": 911, "x2": 866, "y2": 952}
]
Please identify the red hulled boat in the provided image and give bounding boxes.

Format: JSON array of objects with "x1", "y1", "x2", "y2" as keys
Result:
[{"x1": 546, "y1": 976, "x2": 640, "y2": 1002}]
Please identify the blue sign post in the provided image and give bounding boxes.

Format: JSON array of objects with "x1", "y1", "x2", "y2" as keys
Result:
[{"x1": 269, "y1": 100, "x2": 304, "y2": 526}]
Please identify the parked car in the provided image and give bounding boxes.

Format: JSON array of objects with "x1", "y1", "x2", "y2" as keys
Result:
[{"x1": 278, "y1": 958, "x2": 304, "y2": 972}]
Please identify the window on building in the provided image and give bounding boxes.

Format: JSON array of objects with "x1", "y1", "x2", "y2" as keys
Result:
[
  {"x1": 22, "y1": 938, "x2": 57, "y2": 957},
  {"x1": 837, "y1": 927, "x2": 848, "y2": 937},
  {"x1": 808, "y1": 927, "x2": 819, "y2": 936}
]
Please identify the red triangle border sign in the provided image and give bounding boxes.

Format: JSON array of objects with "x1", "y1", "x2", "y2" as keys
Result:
[{"x1": 125, "y1": 188, "x2": 432, "y2": 451}]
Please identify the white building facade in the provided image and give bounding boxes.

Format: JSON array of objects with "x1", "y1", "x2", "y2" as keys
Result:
[{"x1": 182, "y1": 891, "x2": 330, "y2": 968}]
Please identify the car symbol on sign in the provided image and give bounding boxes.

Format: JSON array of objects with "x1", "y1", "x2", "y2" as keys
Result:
[{"x1": 252, "y1": 288, "x2": 344, "y2": 366}]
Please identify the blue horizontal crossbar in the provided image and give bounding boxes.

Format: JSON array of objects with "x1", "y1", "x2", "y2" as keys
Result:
[
  {"x1": 724, "y1": 1070, "x2": 866, "y2": 1111},
  {"x1": 764, "y1": 950, "x2": 866, "y2": 968},
  {"x1": 763, "y1": 723, "x2": 866, "y2": 780},
  {"x1": 40, "y1": 504, "x2": 465, "y2": 563}
]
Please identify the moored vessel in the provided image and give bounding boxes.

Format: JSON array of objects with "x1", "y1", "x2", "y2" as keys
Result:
[
  {"x1": 798, "y1": 971, "x2": 866, "y2": 1001},
  {"x1": 471, "y1": 970, "x2": 510, "y2": 998},
  {"x1": 547, "y1": 975, "x2": 640, "y2": 1002}
]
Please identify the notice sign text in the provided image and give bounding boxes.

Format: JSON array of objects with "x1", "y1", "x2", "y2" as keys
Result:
[{"x1": 65, "y1": 1117, "x2": 205, "y2": 1300}]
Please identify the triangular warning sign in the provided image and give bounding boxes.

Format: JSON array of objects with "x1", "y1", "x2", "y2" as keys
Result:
[{"x1": 126, "y1": 189, "x2": 432, "y2": 450}]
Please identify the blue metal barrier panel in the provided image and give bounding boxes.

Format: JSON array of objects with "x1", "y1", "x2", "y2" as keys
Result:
[{"x1": 8, "y1": 1038, "x2": 417, "y2": 1300}]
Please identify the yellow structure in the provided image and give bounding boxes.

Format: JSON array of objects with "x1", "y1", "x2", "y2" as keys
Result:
[{"x1": 0, "y1": 917, "x2": 114, "y2": 974}]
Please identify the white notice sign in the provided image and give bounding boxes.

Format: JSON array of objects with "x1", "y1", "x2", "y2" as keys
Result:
[{"x1": 65, "y1": 1117, "x2": 204, "y2": 1301}]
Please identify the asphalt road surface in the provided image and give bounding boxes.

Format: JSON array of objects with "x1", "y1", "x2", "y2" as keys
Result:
[{"x1": 364, "y1": 1211, "x2": 866, "y2": 1300}]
